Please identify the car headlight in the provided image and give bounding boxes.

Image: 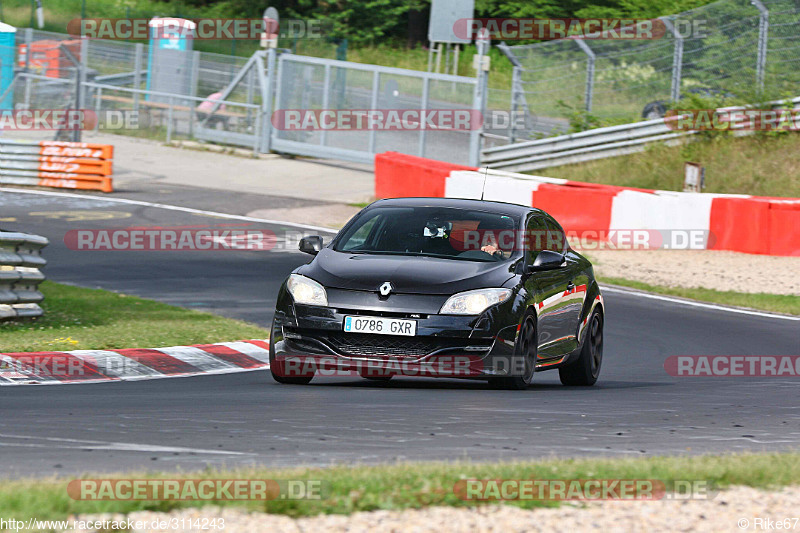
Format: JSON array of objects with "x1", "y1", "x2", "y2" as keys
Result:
[
  {"x1": 440, "y1": 288, "x2": 512, "y2": 315},
  {"x1": 287, "y1": 274, "x2": 328, "y2": 306}
]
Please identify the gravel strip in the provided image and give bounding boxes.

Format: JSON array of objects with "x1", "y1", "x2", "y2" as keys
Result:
[
  {"x1": 65, "y1": 485, "x2": 800, "y2": 532},
  {"x1": 589, "y1": 249, "x2": 800, "y2": 296}
]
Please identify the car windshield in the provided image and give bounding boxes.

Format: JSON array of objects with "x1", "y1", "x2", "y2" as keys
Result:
[{"x1": 334, "y1": 206, "x2": 520, "y2": 262}]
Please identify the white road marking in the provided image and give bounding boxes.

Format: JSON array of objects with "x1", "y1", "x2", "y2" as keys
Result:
[
  {"x1": 0, "y1": 433, "x2": 250, "y2": 455},
  {"x1": 600, "y1": 285, "x2": 800, "y2": 321},
  {"x1": 0, "y1": 187, "x2": 338, "y2": 234}
]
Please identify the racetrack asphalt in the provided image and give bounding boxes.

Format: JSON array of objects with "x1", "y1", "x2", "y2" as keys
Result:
[{"x1": 0, "y1": 187, "x2": 798, "y2": 477}]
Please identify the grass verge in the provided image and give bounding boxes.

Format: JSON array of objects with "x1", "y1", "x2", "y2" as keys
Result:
[
  {"x1": 541, "y1": 134, "x2": 800, "y2": 198},
  {"x1": 1, "y1": 452, "x2": 798, "y2": 520},
  {"x1": 600, "y1": 277, "x2": 800, "y2": 316},
  {"x1": 0, "y1": 281, "x2": 269, "y2": 353}
]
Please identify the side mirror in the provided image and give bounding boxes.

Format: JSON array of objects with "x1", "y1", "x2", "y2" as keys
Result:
[
  {"x1": 299, "y1": 235, "x2": 324, "y2": 256},
  {"x1": 527, "y1": 250, "x2": 565, "y2": 272}
]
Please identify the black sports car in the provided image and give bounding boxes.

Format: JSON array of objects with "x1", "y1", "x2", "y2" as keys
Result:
[{"x1": 269, "y1": 197, "x2": 604, "y2": 390}]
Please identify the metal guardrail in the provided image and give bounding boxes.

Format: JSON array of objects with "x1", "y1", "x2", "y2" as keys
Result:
[
  {"x1": 482, "y1": 96, "x2": 800, "y2": 172},
  {"x1": 0, "y1": 231, "x2": 48, "y2": 320},
  {"x1": 481, "y1": 118, "x2": 691, "y2": 172}
]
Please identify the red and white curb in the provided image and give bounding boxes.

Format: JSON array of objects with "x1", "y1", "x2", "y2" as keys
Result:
[{"x1": 0, "y1": 340, "x2": 271, "y2": 385}]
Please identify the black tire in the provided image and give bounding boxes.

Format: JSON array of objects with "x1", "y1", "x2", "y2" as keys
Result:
[
  {"x1": 642, "y1": 102, "x2": 667, "y2": 120},
  {"x1": 269, "y1": 320, "x2": 314, "y2": 385},
  {"x1": 489, "y1": 314, "x2": 537, "y2": 390},
  {"x1": 362, "y1": 375, "x2": 393, "y2": 382},
  {"x1": 559, "y1": 309, "x2": 603, "y2": 386}
]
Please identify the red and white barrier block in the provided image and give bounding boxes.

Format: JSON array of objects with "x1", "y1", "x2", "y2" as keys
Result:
[
  {"x1": 374, "y1": 152, "x2": 800, "y2": 256},
  {"x1": 0, "y1": 340, "x2": 270, "y2": 385}
]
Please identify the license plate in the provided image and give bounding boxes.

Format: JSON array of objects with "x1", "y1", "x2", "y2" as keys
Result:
[{"x1": 343, "y1": 315, "x2": 416, "y2": 336}]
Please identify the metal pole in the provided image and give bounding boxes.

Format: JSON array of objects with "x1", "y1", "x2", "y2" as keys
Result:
[
  {"x1": 469, "y1": 30, "x2": 489, "y2": 167},
  {"x1": 575, "y1": 39, "x2": 595, "y2": 113},
  {"x1": 261, "y1": 49, "x2": 276, "y2": 153},
  {"x1": 167, "y1": 96, "x2": 173, "y2": 144},
  {"x1": 418, "y1": 76, "x2": 429, "y2": 157},
  {"x1": 661, "y1": 17, "x2": 684, "y2": 102},
  {"x1": 79, "y1": 37, "x2": 88, "y2": 110},
  {"x1": 253, "y1": 107, "x2": 261, "y2": 157},
  {"x1": 189, "y1": 50, "x2": 200, "y2": 102},
  {"x1": 320, "y1": 63, "x2": 331, "y2": 146},
  {"x1": 246, "y1": 64, "x2": 254, "y2": 125},
  {"x1": 368, "y1": 71, "x2": 379, "y2": 154},
  {"x1": 94, "y1": 86, "x2": 102, "y2": 133},
  {"x1": 133, "y1": 43, "x2": 143, "y2": 115},
  {"x1": 510, "y1": 66, "x2": 522, "y2": 143},
  {"x1": 752, "y1": 0, "x2": 769, "y2": 91},
  {"x1": 23, "y1": 28, "x2": 32, "y2": 109}
]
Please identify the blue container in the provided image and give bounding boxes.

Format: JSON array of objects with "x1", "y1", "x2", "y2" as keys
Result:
[{"x1": 0, "y1": 22, "x2": 17, "y2": 110}]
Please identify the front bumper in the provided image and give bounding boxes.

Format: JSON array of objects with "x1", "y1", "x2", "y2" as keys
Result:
[{"x1": 271, "y1": 290, "x2": 521, "y2": 379}]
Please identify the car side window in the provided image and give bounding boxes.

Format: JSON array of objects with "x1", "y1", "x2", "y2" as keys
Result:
[
  {"x1": 525, "y1": 215, "x2": 548, "y2": 263},
  {"x1": 341, "y1": 215, "x2": 379, "y2": 251},
  {"x1": 544, "y1": 217, "x2": 567, "y2": 254}
]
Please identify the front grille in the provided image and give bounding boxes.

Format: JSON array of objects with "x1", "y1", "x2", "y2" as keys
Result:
[{"x1": 323, "y1": 332, "x2": 470, "y2": 358}]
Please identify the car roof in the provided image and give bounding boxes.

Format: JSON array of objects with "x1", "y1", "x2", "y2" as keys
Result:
[{"x1": 367, "y1": 197, "x2": 541, "y2": 217}]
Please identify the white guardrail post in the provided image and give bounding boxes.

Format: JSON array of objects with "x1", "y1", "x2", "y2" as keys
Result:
[{"x1": 0, "y1": 231, "x2": 48, "y2": 320}]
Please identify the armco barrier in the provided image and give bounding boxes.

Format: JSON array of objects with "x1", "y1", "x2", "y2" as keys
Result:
[
  {"x1": 0, "y1": 140, "x2": 113, "y2": 192},
  {"x1": 0, "y1": 230, "x2": 48, "y2": 320},
  {"x1": 375, "y1": 152, "x2": 800, "y2": 257}
]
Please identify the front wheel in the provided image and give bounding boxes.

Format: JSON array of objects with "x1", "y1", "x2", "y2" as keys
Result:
[
  {"x1": 489, "y1": 314, "x2": 536, "y2": 390},
  {"x1": 559, "y1": 309, "x2": 603, "y2": 386}
]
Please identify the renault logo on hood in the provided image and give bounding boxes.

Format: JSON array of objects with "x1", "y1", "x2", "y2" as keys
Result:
[{"x1": 378, "y1": 281, "x2": 393, "y2": 297}]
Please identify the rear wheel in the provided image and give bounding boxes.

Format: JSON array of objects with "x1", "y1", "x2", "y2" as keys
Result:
[
  {"x1": 489, "y1": 314, "x2": 536, "y2": 390},
  {"x1": 269, "y1": 320, "x2": 314, "y2": 385},
  {"x1": 559, "y1": 309, "x2": 603, "y2": 386}
]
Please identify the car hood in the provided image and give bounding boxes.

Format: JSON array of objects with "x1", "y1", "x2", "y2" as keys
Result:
[{"x1": 297, "y1": 249, "x2": 516, "y2": 295}]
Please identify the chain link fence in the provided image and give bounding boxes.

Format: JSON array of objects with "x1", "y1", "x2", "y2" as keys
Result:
[{"x1": 504, "y1": 0, "x2": 800, "y2": 139}]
